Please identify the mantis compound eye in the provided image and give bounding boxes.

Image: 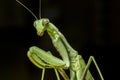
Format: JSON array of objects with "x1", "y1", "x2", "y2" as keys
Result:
[{"x1": 42, "y1": 18, "x2": 49, "y2": 26}]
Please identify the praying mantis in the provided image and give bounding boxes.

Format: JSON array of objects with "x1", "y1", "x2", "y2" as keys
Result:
[{"x1": 16, "y1": 0, "x2": 104, "y2": 80}]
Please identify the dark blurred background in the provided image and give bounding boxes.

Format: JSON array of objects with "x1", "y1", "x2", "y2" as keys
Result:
[{"x1": 0, "y1": 0, "x2": 120, "y2": 80}]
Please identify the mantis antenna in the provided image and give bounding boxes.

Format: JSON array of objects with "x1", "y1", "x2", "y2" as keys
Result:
[
  {"x1": 39, "y1": 0, "x2": 42, "y2": 19},
  {"x1": 16, "y1": 0, "x2": 38, "y2": 20}
]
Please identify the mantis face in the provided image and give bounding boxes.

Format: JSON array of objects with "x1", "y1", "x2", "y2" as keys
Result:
[{"x1": 34, "y1": 18, "x2": 49, "y2": 36}]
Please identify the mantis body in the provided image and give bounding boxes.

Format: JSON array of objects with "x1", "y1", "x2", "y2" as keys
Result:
[{"x1": 16, "y1": 0, "x2": 104, "y2": 80}]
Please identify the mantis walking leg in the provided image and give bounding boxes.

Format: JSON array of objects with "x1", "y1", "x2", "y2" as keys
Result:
[
  {"x1": 58, "y1": 68, "x2": 70, "y2": 80},
  {"x1": 54, "y1": 69, "x2": 60, "y2": 80},
  {"x1": 81, "y1": 56, "x2": 104, "y2": 80},
  {"x1": 41, "y1": 68, "x2": 61, "y2": 80},
  {"x1": 41, "y1": 68, "x2": 45, "y2": 80}
]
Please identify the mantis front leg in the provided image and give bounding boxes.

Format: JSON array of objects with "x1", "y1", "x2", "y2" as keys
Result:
[{"x1": 27, "y1": 46, "x2": 69, "y2": 80}]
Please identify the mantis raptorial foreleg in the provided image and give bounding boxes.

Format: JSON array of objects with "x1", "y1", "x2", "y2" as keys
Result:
[{"x1": 27, "y1": 46, "x2": 69, "y2": 80}]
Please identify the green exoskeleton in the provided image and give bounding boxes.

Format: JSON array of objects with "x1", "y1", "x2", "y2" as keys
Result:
[{"x1": 16, "y1": 0, "x2": 104, "y2": 80}]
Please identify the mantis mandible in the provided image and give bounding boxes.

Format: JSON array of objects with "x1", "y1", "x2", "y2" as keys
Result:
[{"x1": 16, "y1": 0, "x2": 104, "y2": 80}]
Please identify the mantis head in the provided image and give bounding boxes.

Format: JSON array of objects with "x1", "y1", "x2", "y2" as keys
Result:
[{"x1": 34, "y1": 18, "x2": 49, "y2": 36}]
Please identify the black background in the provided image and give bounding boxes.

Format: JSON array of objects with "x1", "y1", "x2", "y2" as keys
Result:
[{"x1": 0, "y1": 0, "x2": 120, "y2": 80}]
